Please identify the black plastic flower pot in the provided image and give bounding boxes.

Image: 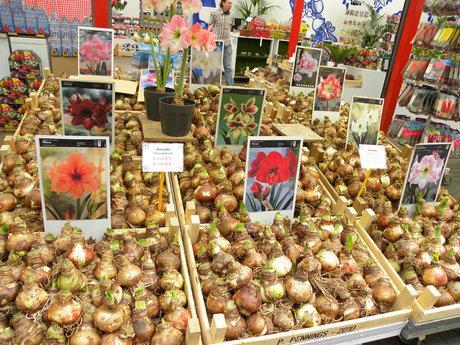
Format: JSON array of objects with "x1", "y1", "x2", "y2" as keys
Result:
[
  {"x1": 144, "y1": 86, "x2": 175, "y2": 121},
  {"x1": 159, "y1": 97, "x2": 196, "y2": 137}
]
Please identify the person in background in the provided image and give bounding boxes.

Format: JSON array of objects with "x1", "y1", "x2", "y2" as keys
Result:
[{"x1": 208, "y1": 0, "x2": 234, "y2": 86}]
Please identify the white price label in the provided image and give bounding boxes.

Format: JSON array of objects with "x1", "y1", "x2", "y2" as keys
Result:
[
  {"x1": 142, "y1": 143, "x2": 184, "y2": 172},
  {"x1": 252, "y1": 67, "x2": 259, "y2": 73},
  {"x1": 358, "y1": 144, "x2": 387, "y2": 170}
]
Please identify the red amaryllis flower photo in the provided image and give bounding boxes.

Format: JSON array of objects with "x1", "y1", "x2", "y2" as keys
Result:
[
  {"x1": 255, "y1": 151, "x2": 291, "y2": 185},
  {"x1": 67, "y1": 95, "x2": 112, "y2": 130},
  {"x1": 46, "y1": 153, "x2": 104, "y2": 199},
  {"x1": 250, "y1": 181, "x2": 269, "y2": 199},
  {"x1": 248, "y1": 152, "x2": 266, "y2": 177},
  {"x1": 287, "y1": 150, "x2": 298, "y2": 178},
  {"x1": 317, "y1": 73, "x2": 342, "y2": 101}
]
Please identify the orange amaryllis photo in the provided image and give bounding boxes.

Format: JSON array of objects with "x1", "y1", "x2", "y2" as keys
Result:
[{"x1": 42, "y1": 150, "x2": 107, "y2": 220}]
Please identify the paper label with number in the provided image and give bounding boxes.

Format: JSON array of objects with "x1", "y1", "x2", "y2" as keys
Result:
[
  {"x1": 142, "y1": 143, "x2": 184, "y2": 172},
  {"x1": 359, "y1": 144, "x2": 387, "y2": 170}
]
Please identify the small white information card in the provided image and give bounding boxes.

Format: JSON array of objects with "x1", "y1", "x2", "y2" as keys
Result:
[
  {"x1": 142, "y1": 143, "x2": 184, "y2": 172},
  {"x1": 359, "y1": 144, "x2": 387, "y2": 170}
]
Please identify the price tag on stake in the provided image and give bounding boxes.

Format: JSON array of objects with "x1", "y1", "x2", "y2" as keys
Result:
[
  {"x1": 142, "y1": 143, "x2": 184, "y2": 172},
  {"x1": 358, "y1": 144, "x2": 387, "y2": 170}
]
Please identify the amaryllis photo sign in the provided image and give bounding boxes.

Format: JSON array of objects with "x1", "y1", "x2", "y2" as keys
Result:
[
  {"x1": 399, "y1": 142, "x2": 452, "y2": 215},
  {"x1": 36, "y1": 136, "x2": 111, "y2": 239},
  {"x1": 290, "y1": 46, "x2": 323, "y2": 95},
  {"x1": 60, "y1": 80, "x2": 115, "y2": 145},
  {"x1": 312, "y1": 66, "x2": 346, "y2": 123},
  {"x1": 215, "y1": 87, "x2": 266, "y2": 151},
  {"x1": 78, "y1": 27, "x2": 114, "y2": 78},
  {"x1": 243, "y1": 136, "x2": 303, "y2": 224},
  {"x1": 346, "y1": 96, "x2": 384, "y2": 149},
  {"x1": 190, "y1": 40, "x2": 224, "y2": 90}
]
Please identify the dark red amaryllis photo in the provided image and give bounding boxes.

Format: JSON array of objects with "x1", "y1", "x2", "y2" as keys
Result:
[
  {"x1": 245, "y1": 147, "x2": 300, "y2": 213},
  {"x1": 61, "y1": 80, "x2": 114, "y2": 142}
]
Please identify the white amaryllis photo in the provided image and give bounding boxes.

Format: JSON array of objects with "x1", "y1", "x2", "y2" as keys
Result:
[
  {"x1": 401, "y1": 143, "x2": 452, "y2": 209},
  {"x1": 190, "y1": 41, "x2": 223, "y2": 86}
]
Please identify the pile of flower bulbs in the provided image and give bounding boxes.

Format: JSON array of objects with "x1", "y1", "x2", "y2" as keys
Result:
[
  {"x1": 194, "y1": 209, "x2": 397, "y2": 340},
  {"x1": 317, "y1": 145, "x2": 409, "y2": 213},
  {"x1": 0, "y1": 223, "x2": 191, "y2": 344},
  {"x1": 369, "y1": 196, "x2": 460, "y2": 306},
  {"x1": 115, "y1": 94, "x2": 145, "y2": 112},
  {"x1": 110, "y1": 154, "x2": 168, "y2": 229},
  {"x1": 114, "y1": 111, "x2": 143, "y2": 156}
]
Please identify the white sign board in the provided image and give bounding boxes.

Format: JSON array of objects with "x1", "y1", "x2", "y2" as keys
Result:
[
  {"x1": 359, "y1": 144, "x2": 387, "y2": 170},
  {"x1": 142, "y1": 143, "x2": 184, "y2": 172}
]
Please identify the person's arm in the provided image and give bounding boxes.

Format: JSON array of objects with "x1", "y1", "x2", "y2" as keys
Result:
[{"x1": 208, "y1": 12, "x2": 216, "y2": 31}]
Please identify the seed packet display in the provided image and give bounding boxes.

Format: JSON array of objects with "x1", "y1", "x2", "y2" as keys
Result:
[
  {"x1": 215, "y1": 87, "x2": 266, "y2": 151},
  {"x1": 400, "y1": 142, "x2": 452, "y2": 215},
  {"x1": 78, "y1": 27, "x2": 114, "y2": 78},
  {"x1": 290, "y1": 46, "x2": 323, "y2": 95},
  {"x1": 36, "y1": 136, "x2": 111, "y2": 239},
  {"x1": 346, "y1": 96, "x2": 384, "y2": 149},
  {"x1": 190, "y1": 40, "x2": 224, "y2": 89},
  {"x1": 312, "y1": 66, "x2": 346, "y2": 123},
  {"x1": 60, "y1": 80, "x2": 115, "y2": 145},
  {"x1": 243, "y1": 136, "x2": 303, "y2": 224}
]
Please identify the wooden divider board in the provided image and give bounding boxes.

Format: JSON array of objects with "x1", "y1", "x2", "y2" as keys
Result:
[
  {"x1": 171, "y1": 173, "x2": 412, "y2": 345},
  {"x1": 272, "y1": 123, "x2": 325, "y2": 143},
  {"x1": 354, "y1": 209, "x2": 460, "y2": 324}
]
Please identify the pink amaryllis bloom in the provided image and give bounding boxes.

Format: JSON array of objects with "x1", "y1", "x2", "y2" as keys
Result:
[
  {"x1": 293, "y1": 73, "x2": 302, "y2": 82},
  {"x1": 317, "y1": 73, "x2": 342, "y2": 101},
  {"x1": 159, "y1": 15, "x2": 191, "y2": 54},
  {"x1": 189, "y1": 23, "x2": 217, "y2": 53},
  {"x1": 182, "y1": 0, "x2": 203, "y2": 17},
  {"x1": 297, "y1": 52, "x2": 318, "y2": 77},
  {"x1": 408, "y1": 153, "x2": 444, "y2": 189},
  {"x1": 150, "y1": 0, "x2": 174, "y2": 13},
  {"x1": 80, "y1": 37, "x2": 111, "y2": 63}
]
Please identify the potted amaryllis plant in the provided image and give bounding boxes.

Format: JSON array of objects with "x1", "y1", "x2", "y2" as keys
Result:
[{"x1": 144, "y1": 0, "x2": 217, "y2": 135}]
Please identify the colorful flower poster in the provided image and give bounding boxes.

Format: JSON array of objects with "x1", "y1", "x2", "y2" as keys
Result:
[
  {"x1": 137, "y1": 69, "x2": 174, "y2": 103},
  {"x1": 312, "y1": 66, "x2": 346, "y2": 123},
  {"x1": 190, "y1": 40, "x2": 223, "y2": 89},
  {"x1": 290, "y1": 46, "x2": 323, "y2": 95},
  {"x1": 346, "y1": 96, "x2": 384, "y2": 149},
  {"x1": 36, "y1": 136, "x2": 111, "y2": 239},
  {"x1": 78, "y1": 27, "x2": 114, "y2": 77},
  {"x1": 60, "y1": 80, "x2": 115, "y2": 145},
  {"x1": 400, "y1": 143, "x2": 452, "y2": 215},
  {"x1": 215, "y1": 87, "x2": 266, "y2": 150},
  {"x1": 243, "y1": 137, "x2": 303, "y2": 224}
]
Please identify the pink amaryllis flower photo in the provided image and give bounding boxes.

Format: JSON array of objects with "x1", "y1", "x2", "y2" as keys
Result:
[
  {"x1": 317, "y1": 73, "x2": 342, "y2": 101},
  {"x1": 297, "y1": 52, "x2": 318, "y2": 77},
  {"x1": 408, "y1": 152, "x2": 444, "y2": 190}
]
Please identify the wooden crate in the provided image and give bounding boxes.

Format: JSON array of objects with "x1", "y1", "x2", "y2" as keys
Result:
[
  {"x1": 315, "y1": 166, "x2": 349, "y2": 214},
  {"x1": 354, "y1": 209, "x2": 460, "y2": 324},
  {"x1": 113, "y1": 210, "x2": 201, "y2": 345},
  {"x1": 171, "y1": 174, "x2": 413, "y2": 345}
]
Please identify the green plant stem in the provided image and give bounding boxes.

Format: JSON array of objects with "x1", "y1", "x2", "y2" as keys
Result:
[
  {"x1": 176, "y1": 47, "x2": 189, "y2": 98},
  {"x1": 150, "y1": 33, "x2": 164, "y2": 91}
]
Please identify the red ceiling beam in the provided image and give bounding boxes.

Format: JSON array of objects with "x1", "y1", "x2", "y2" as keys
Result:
[
  {"x1": 288, "y1": 0, "x2": 304, "y2": 58},
  {"x1": 380, "y1": 0, "x2": 424, "y2": 133}
]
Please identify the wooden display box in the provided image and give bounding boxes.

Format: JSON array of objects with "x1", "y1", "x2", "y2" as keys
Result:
[
  {"x1": 354, "y1": 209, "x2": 460, "y2": 324},
  {"x1": 171, "y1": 174, "x2": 413, "y2": 345}
]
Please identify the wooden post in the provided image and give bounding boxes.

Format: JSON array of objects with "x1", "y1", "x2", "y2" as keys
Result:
[
  {"x1": 29, "y1": 92, "x2": 38, "y2": 109},
  {"x1": 265, "y1": 102, "x2": 274, "y2": 119},
  {"x1": 165, "y1": 203, "x2": 175, "y2": 226},
  {"x1": 282, "y1": 106, "x2": 292, "y2": 123},
  {"x1": 277, "y1": 103, "x2": 286, "y2": 120},
  {"x1": 185, "y1": 318, "x2": 201, "y2": 345},
  {"x1": 43, "y1": 67, "x2": 51, "y2": 78},
  {"x1": 417, "y1": 285, "x2": 441, "y2": 310},
  {"x1": 189, "y1": 215, "x2": 200, "y2": 245},
  {"x1": 344, "y1": 207, "x2": 358, "y2": 225},
  {"x1": 169, "y1": 217, "x2": 180, "y2": 239},
  {"x1": 360, "y1": 209, "x2": 376, "y2": 230},
  {"x1": 185, "y1": 201, "x2": 196, "y2": 225},
  {"x1": 391, "y1": 285, "x2": 417, "y2": 311},
  {"x1": 210, "y1": 314, "x2": 227, "y2": 343},
  {"x1": 353, "y1": 197, "x2": 368, "y2": 215}
]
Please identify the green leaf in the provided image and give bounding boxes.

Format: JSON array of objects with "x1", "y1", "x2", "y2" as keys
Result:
[
  {"x1": 346, "y1": 234, "x2": 355, "y2": 251},
  {"x1": 432, "y1": 251, "x2": 440, "y2": 264},
  {"x1": 0, "y1": 224, "x2": 8, "y2": 234},
  {"x1": 110, "y1": 240, "x2": 120, "y2": 251},
  {"x1": 77, "y1": 194, "x2": 92, "y2": 219}
]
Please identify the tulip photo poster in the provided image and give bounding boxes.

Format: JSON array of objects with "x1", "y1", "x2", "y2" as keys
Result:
[
  {"x1": 215, "y1": 87, "x2": 266, "y2": 150},
  {"x1": 60, "y1": 80, "x2": 115, "y2": 144},
  {"x1": 36, "y1": 136, "x2": 111, "y2": 238},
  {"x1": 190, "y1": 40, "x2": 223, "y2": 89},
  {"x1": 290, "y1": 46, "x2": 323, "y2": 95},
  {"x1": 400, "y1": 143, "x2": 452, "y2": 215},
  {"x1": 243, "y1": 137, "x2": 303, "y2": 224},
  {"x1": 312, "y1": 66, "x2": 346, "y2": 123},
  {"x1": 346, "y1": 96, "x2": 384, "y2": 149},
  {"x1": 78, "y1": 27, "x2": 114, "y2": 78}
]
